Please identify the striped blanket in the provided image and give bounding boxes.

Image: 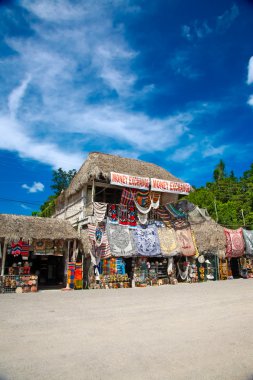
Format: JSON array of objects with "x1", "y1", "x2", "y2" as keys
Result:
[
  {"x1": 88, "y1": 224, "x2": 111, "y2": 258},
  {"x1": 93, "y1": 202, "x2": 107, "y2": 223}
]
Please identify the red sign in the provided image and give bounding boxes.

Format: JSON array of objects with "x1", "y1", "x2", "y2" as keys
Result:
[
  {"x1": 151, "y1": 178, "x2": 191, "y2": 195},
  {"x1": 110, "y1": 172, "x2": 150, "y2": 190}
]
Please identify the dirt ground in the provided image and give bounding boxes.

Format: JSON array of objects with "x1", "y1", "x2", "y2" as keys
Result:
[{"x1": 0, "y1": 279, "x2": 253, "y2": 380}]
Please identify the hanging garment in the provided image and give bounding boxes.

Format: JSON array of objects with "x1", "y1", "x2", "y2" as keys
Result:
[
  {"x1": 165, "y1": 203, "x2": 187, "y2": 219},
  {"x1": 156, "y1": 206, "x2": 173, "y2": 227},
  {"x1": 120, "y1": 188, "x2": 134, "y2": 206},
  {"x1": 224, "y1": 228, "x2": 245, "y2": 258},
  {"x1": 137, "y1": 211, "x2": 148, "y2": 225},
  {"x1": 127, "y1": 205, "x2": 137, "y2": 228},
  {"x1": 132, "y1": 224, "x2": 161, "y2": 257},
  {"x1": 188, "y1": 206, "x2": 211, "y2": 224},
  {"x1": 11, "y1": 240, "x2": 29, "y2": 257},
  {"x1": 74, "y1": 262, "x2": 83, "y2": 289},
  {"x1": 108, "y1": 204, "x2": 118, "y2": 224},
  {"x1": 118, "y1": 205, "x2": 128, "y2": 226},
  {"x1": 243, "y1": 229, "x2": 253, "y2": 256},
  {"x1": 167, "y1": 257, "x2": 174, "y2": 275},
  {"x1": 177, "y1": 261, "x2": 190, "y2": 281},
  {"x1": 176, "y1": 228, "x2": 196, "y2": 257},
  {"x1": 150, "y1": 192, "x2": 160, "y2": 209},
  {"x1": 67, "y1": 262, "x2": 75, "y2": 289},
  {"x1": 93, "y1": 202, "x2": 107, "y2": 223},
  {"x1": 157, "y1": 227, "x2": 180, "y2": 256},
  {"x1": 176, "y1": 200, "x2": 196, "y2": 213},
  {"x1": 106, "y1": 224, "x2": 136, "y2": 257},
  {"x1": 88, "y1": 224, "x2": 111, "y2": 258}
]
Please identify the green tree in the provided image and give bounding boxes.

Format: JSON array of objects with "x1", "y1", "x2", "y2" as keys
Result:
[
  {"x1": 32, "y1": 168, "x2": 76, "y2": 217},
  {"x1": 51, "y1": 168, "x2": 77, "y2": 196},
  {"x1": 213, "y1": 159, "x2": 226, "y2": 182}
]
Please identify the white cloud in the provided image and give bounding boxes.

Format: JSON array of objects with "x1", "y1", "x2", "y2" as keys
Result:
[
  {"x1": 247, "y1": 57, "x2": 253, "y2": 85},
  {"x1": 202, "y1": 144, "x2": 227, "y2": 158},
  {"x1": 20, "y1": 204, "x2": 32, "y2": 210},
  {"x1": 22, "y1": 181, "x2": 45, "y2": 193},
  {"x1": 170, "y1": 144, "x2": 198, "y2": 162},
  {"x1": 181, "y1": 25, "x2": 192, "y2": 41},
  {"x1": 248, "y1": 95, "x2": 253, "y2": 107},
  {"x1": 216, "y1": 3, "x2": 239, "y2": 33},
  {"x1": 8, "y1": 76, "x2": 31, "y2": 117}
]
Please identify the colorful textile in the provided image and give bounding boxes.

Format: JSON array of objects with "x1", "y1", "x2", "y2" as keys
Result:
[
  {"x1": 120, "y1": 188, "x2": 134, "y2": 205},
  {"x1": 67, "y1": 262, "x2": 75, "y2": 289},
  {"x1": 132, "y1": 224, "x2": 161, "y2": 256},
  {"x1": 133, "y1": 190, "x2": 152, "y2": 214},
  {"x1": 128, "y1": 205, "x2": 137, "y2": 228},
  {"x1": 156, "y1": 207, "x2": 172, "y2": 227},
  {"x1": 188, "y1": 207, "x2": 211, "y2": 224},
  {"x1": 108, "y1": 204, "x2": 118, "y2": 224},
  {"x1": 118, "y1": 205, "x2": 128, "y2": 226},
  {"x1": 94, "y1": 202, "x2": 107, "y2": 223},
  {"x1": 74, "y1": 262, "x2": 83, "y2": 289},
  {"x1": 11, "y1": 240, "x2": 29, "y2": 257},
  {"x1": 243, "y1": 229, "x2": 253, "y2": 256},
  {"x1": 165, "y1": 203, "x2": 187, "y2": 219},
  {"x1": 157, "y1": 227, "x2": 180, "y2": 256},
  {"x1": 106, "y1": 224, "x2": 136, "y2": 257},
  {"x1": 137, "y1": 211, "x2": 148, "y2": 225},
  {"x1": 224, "y1": 228, "x2": 245, "y2": 257},
  {"x1": 150, "y1": 191, "x2": 160, "y2": 209},
  {"x1": 176, "y1": 228, "x2": 196, "y2": 257},
  {"x1": 88, "y1": 224, "x2": 111, "y2": 258}
]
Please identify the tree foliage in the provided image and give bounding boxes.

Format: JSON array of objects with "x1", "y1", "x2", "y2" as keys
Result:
[
  {"x1": 186, "y1": 161, "x2": 253, "y2": 229},
  {"x1": 32, "y1": 168, "x2": 76, "y2": 217}
]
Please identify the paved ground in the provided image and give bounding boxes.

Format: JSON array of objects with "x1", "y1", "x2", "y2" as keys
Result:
[{"x1": 0, "y1": 280, "x2": 253, "y2": 380}]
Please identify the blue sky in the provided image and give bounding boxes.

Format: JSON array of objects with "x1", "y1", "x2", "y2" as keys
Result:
[{"x1": 0, "y1": 0, "x2": 253, "y2": 215}]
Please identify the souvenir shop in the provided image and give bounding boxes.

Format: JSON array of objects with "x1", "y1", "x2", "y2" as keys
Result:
[{"x1": 0, "y1": 214, "x2": 80, "y2": 293}]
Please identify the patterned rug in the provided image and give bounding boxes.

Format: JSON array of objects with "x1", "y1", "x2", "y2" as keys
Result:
[
  {"x1": 243, "y1": 229, "x2": 253, "y2": 255},
  {"x1": 108, "y1": 204, "x2": 118, "y2": 224},
  {"x1": 176, "y1": 228, "x2": 196, "y2": 257},
  {"x1": 157, "y1": 227, "x2": 180, "y2": 256},
  {"x1": 88, "y1": 224, "x2": 111, "y2": 258},
  {"x1": 132, "y1": 224, "x2": 161, "y2": 256},
  {"x1": 224, "y1": 228, "x2": 245, "y2": 257},
  {"x1": 106, "y1": 223, "x2": 136, "y2": 257}
]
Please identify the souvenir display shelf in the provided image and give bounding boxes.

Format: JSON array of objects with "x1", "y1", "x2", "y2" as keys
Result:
[{"x1": 1, "y1": 275, "x2": 38, "y2": 293}]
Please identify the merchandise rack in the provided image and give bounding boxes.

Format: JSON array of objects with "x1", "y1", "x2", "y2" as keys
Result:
[{"x1": 0, "y1": 275, "x2": 38, "y2": 293}]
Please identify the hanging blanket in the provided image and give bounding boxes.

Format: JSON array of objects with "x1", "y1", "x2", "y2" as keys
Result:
[
  {"x1": 188, "y1": 207, "x2": 210, "y2": 224},
  {"x1": 118, "y1": 205, "x2": 128, "y2": 226},
  {"x1": 120, "y1": 188, "x2": 134, "y2": 205},
  {"x1": 165, "y1": 203, "x2": 187, "y2": 219},
  {"x1": 67, "y1": 262, "x2": 75, "y2": 289},
  {"x1": 243, "y1": 229, "x2": 253, "y2": 256},
  {"x1": 11, "y1": 240, "x2": 29, "y2": 257},
  {"x1": 133, "y1": 189, "x2": 152, "y2": 214},
  {"x1": 157, "y1": 227, "x2": 180, "y2": 256},
  {"x1": 108, "y1": 204, "x2": 118, "y2": 224},
  {"x1": 128, "y1": 205, "x2": 137, "y2": 228},
  {"x1": 74, "y1": 262, "x2": 83, "y2": 289},
  {"x1": 156, "y1": 206, "x2": 172, "y2": 227},
  {"x1": 132, "y1": 224, "x2": 161, "y2": 256},
  {"x1": 93, "y1": 202, "x2": 107, "y2": 223},
  {"x1": 88, "y1": 224, "x2": 111, "y2": 258},
  {"x1": 176, "y1": 200, "x2": 196, "y2": 213},
  {"x1": 106, "y1": 224, "x2": 136, "y2": 257},
  {"x1": 176, "y1": 228, "x2": 196, "y2": 257},
  {"x1": 150, "y1": 192, "x2": 160, "y2": 209},
  {"x1": 224, "y1": 228, "x2": 245, "y2": 257}
]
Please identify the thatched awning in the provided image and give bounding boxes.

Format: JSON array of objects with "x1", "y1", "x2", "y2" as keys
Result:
[
  {"x1": 65, "y1": 152, "x2": 184, "y2": 198},
  {"x1": 0, "y1": 214, "x2": 79, "y2": 241}
]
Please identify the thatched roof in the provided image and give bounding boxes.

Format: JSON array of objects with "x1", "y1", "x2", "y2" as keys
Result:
[
  {"x1": 0, "y1": 214, "x2": 79, "y2": 241},
  {"x1": 65, "y1": 152, "x2": 183, "y2": 198}
]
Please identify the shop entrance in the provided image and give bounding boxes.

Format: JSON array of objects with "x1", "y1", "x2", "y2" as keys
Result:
[
  {"x1": 31, "y1": 255, "x2": 65, "y2": 288},
  {"x1": 230, "y1": 258, "x2": 240, "y2": 278}
]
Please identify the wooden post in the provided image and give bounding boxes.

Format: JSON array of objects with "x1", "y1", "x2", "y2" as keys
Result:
[{"x1": 1, "y1": 239, "x2": 7, "y2": 277}]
